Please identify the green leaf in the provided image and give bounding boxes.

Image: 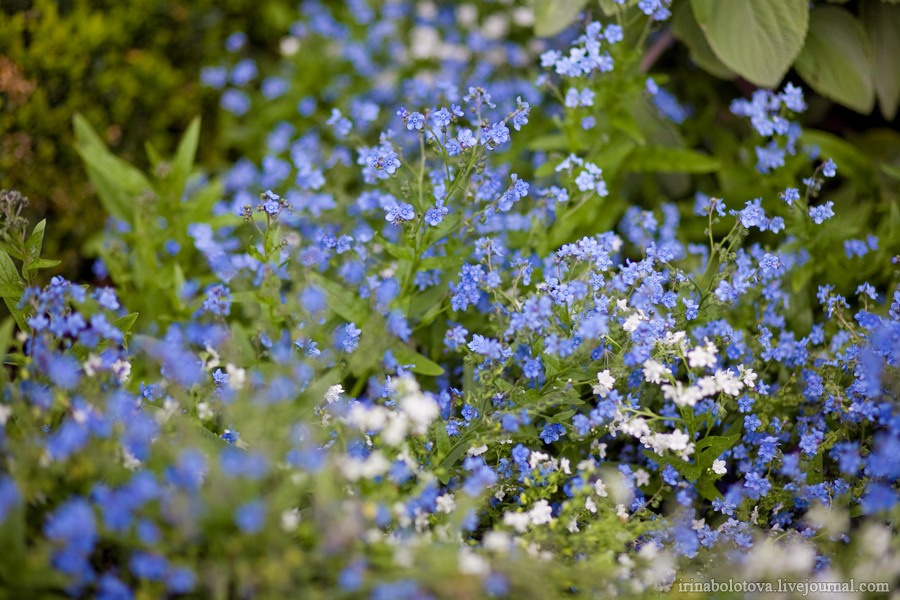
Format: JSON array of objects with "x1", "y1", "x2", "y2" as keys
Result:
[
  {"x1": 0, "y1": 251, "x2": 27, "y2": 332},
  {"x1": 690, "y1": 0, "x2": 808, "y2": 87},
  {"x1": 0, "y1": 241, "x2": 22, "y2": 261},
  {"x1": 24, "y1": 219, "x2": 45, "y2": 264},
  {"x1": 881, "y1": 163, "x2": 900, "y2": 181},
  {"x1": 375, "y1": 233, "x2": 415, "y2": 261},
  {"x1": 432, "y1": 422, "x2": 451, "y2": 455},
  {"x1": 671, "y1": 1, "x2": 735, "y2": 79},
  {"x1": 169, "y1": 117, "x2": 201, "y2": 199},
  {"x1": 309, "y1": 273, "x2": 370, "y2": 324},
  {"x1": 24, "y1": 258, "x2": 61, "y2": 273},
  {"x1": 622, "y1": 146, "x2": 721, "y2": 173},
  {"x1": 0, "y1": 318, "x2": 15, "y2": 385},
  {"x1": 531, "y1": 0, "x2": 587, "y2": 37},
  {"x1": 390, "y1": 342, "x2": 444, "y2": 376},
  {"x1": 418, "y1": 254, "x2": 464, "y2": 270},
  {"x1": 598, "y1": 0, "x2": 637, "y2": 16},
  {"x1": 801, "y1": 129, "x2": 875, "y2": 182},
  {"x1": 112, "y1": 312, "x2": 139, "y2": 335},
  {"x1": 861, "y1": 0, "x2": 900, "y2": 120},
  {"x1": 794, "y1": 7, "x2": 875, "y2": 113},
  {"x1": 645, "y1": 450, "x2": 701, "y2": 482},
  {"x1": 74, "y1": 113, "x2": 152, "y2": 223},
  {"x1": 0, "y1": 251, "x2": 24, "y2": 299}
]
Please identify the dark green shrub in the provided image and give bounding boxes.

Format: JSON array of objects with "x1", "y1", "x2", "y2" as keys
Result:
[{"x1": 0, "y1": 0, "x2": 290, "y2": 274}]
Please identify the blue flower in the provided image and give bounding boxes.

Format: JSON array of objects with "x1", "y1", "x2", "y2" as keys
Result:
[
  {"x1": 235, "y1": 500, "x2": 266, "y2": 533},
  {"x1": 539, "y1": 422, "x2": 566, "y2": 444},
  {"x1": 809, "y1": 201, "x2": 834, "y2": 224},
  {"x1": 340, "y1": 323, "x2": 361, "y2": 353},
  {"x1": 385, "y1": 201, "x2": 415, "y2": 224}
]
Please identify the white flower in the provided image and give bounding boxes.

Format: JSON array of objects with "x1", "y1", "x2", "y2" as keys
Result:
[
  {"x1": 436, "y1": 493, "x2": 456, "y2": 514},
  {"x1": 594, "y1": 478, "x2": 608, "y2": 497},
  {"x1": 458, "y1": 549, "x2": 490, "y2": 576},
  {"x1": 83, "y1": 354, "x2": 103, "y2": 377},
  {"x1": 634, "y1": 468, "x2": 650, "y2": 487},
  {"x1": 324, "y1": 384, "x2": 344, "y2": 404},
  {"x1": 696, "y1": 376, "x2": 718, "y2": 397},
  {"x1": 528, "y1": 451, "x2": 550, "y2": 470},
  {"x1": 592, "y1": 369, "x2": 616, "y2": 397},
  {"x1": 112, "y1": 359, "x2": 131, "y2": 383},
  {"x1": 281, "y1": 508, "x2": 301, "y2": 531},
  {"x1": 483, "y1": 531, "x2": 511, "y2": 553},
  {"x1": 503, "y1": 511, "x2": 531, "y2": 533},
  {"x1": 396, "y1": 378, "x2": 440, "y2": 434},
  {"x1": 661, "y1": 330, "x2": 687, "y2": 350},
  {"x1": 714, "y1": 369, "x2": 744, "y2": 396},
  {"x1": 225, "y1": 364, "x2": 247, "y2": 390},
  {"x1": 642, "y1": 359, "x2": 671, "y2": 384},
  {"x1": 661, "y1": 381, "x2": 702, "y2": 407},
  {"x1": 585, "y1": 496, "x2": 598, "y2": 513},
  {"x1": 567, "y1": 518, "x2": 580, "y2": 533},
  {"x1": 687, "y1": 340, "x2": 718, "y2": 369},
  {"x1": 0, "y1": 404, "x2": 10, "y2": 425},
  {"x1": 712, "y1": 459, "x2": 727, "y2": 475},
  {"x1": 739, "y1": 365, "x2": 758, "y2": 388},
  {"x1": 467, "y1": 444, "x2": 488, "y2": 457},
  {"x1": 623, "y1": 311, "x2": 645, "y2": 333},
  {"x1": 528, "y1": 499, "x2": 554, "y2": 525}
]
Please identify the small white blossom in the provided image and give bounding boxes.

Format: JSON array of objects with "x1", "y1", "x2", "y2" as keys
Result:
[
  {"x1": 458, "y1": 549, "x2": 490, "y2": 576},
  {"x1": 712, "y1": 459, "x2": 727, "y2": 475},
  {"x1": 436, "y1": 494, "x2": 456, "y2": 514},
  {"x1": 642, "y1": 359, "x2": 671, "y2": 384},
  {"x1": 739, "y1": 365, "x2": 758, "y2": 388},
  {"x1": 594, "y1": 478, "x2": 608, "y2": 497},
  {"x1": 687, "y1": 340, "x2": 718, "y2": 369},
  {"x1": 281, "y1": 508, "x2": 301, "y2": 531},
  {"x1": 634, "y1": 468, "x2": 650, "y2": 487},
  {"x1": 714, "y1": 369, "x2": 744, "y2": 396},
  {"x1": 592, "y1": 369, "x2": 616, "y2": 397},
  {"x1": 528, "y1": 499, "x2": 553, "y2": 525},
  {"x1": 503, "y1": 511, "x2": 531, "y2": 533},
  {"x1": 467, "y1": 444, "x2": 488, "y2": 456},
  {"x1": 324, "y1": 384, "x2": 344, "y2": 404}
]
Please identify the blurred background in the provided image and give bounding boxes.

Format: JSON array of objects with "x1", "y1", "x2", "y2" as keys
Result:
[{"x1": 0, "y1": 0, "x2": 296, "y2": 275}]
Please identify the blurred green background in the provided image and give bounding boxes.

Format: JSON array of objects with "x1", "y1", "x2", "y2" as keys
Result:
[{"x1": 0, "y1": 0, "x2": 295, "y2": 276}]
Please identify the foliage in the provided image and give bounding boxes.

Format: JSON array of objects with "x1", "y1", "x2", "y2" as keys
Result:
[
  {"x1": 0, "y1": 1, "x2": 900, "y2": 599},
  {"x1": 0, "y1": 0, "x2": 292, "y2": 273}
]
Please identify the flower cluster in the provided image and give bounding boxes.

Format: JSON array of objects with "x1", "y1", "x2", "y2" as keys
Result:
[{"x1": 3, "y1": 2, "x2": 899, "y2": 599}]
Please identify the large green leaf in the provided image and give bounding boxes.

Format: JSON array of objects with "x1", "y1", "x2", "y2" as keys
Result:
[
  {"x1": 531, "y1": 0, "x2": 587, "y2": 37},
  {"x1": 861, "y1": 0, "x2": 900, "y2": 120},
  {"x1": 671, "y1": 2, "x2": 734, "y2": 79},
  {"x1": 794, "y1": 7, "x2": 875, "y2": 114},
  {"x1": 691, "y1": 0, "x2": 808, "y2": 88},
  {"x1": 622, "y1": 146, "x2": 721, "y2": 174}
]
